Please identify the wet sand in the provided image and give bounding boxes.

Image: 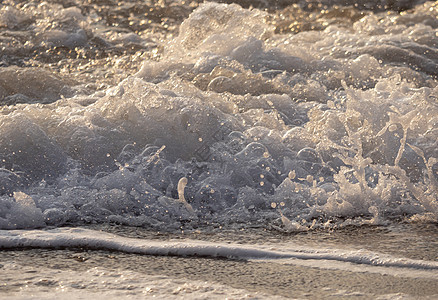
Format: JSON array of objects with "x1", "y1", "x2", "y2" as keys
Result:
[
  {"x1": 1, "y1": 224, "x2": 438, "y2": 299},
  {"x1": 1, "y1": 249, "x2": 438, "y2": 299}
]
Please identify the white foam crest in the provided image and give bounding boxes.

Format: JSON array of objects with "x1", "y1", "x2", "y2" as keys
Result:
[
  {"x1": 0, "y1": 192, "x2": 44, "y2": 229},
  {"x1": 0, "y1": 2, "x2": 437, "y2": 231},
  {"x1": 1, "y1": 73, "x2": 436, "y2": 230},
  {"x1": 173, "y1": 2, "x2": 272, "y2": 57}
]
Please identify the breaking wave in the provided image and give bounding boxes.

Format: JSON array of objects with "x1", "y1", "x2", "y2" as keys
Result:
[{"x1": 0, "y1": 1, "x2": 437, "y2": 231}]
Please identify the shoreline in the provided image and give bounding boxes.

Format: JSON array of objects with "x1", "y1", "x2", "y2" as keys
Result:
[
  {"x1": 1, "y1": 224, "x2": 438, "y2": 299},
  {"x1": 1, "y1": 248, "x2": 438, "y2": 299}
]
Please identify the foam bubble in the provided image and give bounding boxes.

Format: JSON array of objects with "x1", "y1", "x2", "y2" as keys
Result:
[{"x1": 0, "y1": 1, "x2": 436, "y2": 231}]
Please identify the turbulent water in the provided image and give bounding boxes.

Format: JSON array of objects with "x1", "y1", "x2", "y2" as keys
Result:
[
  {"x1": 1, "y1": 0, "x2": 438, "y2": 298},
  {"x1": 1, "y1": 0, "x2": 437, "y2": 232}
]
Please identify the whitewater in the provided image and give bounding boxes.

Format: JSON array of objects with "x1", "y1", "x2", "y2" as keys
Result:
[{"x1": 0, "y1": 0, "x2": 437, "y2": 298}]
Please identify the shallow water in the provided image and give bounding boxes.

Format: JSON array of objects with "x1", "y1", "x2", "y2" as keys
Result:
[
  {"x1": 1, "y1": 249, "x2": 437, "y2": 299},
  {"x1": 0, "y1": 0, "x2": 437, "y2": 297},
  {"x1": 88, "y1": 222, "x2": 438, "y2": 262},
  {"x1": 1, "y1": 225, "x2": 438, "y2": 299}
]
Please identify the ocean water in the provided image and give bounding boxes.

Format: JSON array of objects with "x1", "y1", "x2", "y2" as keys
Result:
[{"x1": 1, "y1": 0, "x2": 438, "y2": 298}]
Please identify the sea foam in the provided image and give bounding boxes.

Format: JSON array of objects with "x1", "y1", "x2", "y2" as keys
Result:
[{"x1": 0, "y1": 1, "x2": 437, "y2": 231}]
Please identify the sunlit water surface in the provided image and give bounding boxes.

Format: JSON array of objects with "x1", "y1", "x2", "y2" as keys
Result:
[{"x1": 1, "y1": 0, "x2": 437, "y2": 298}]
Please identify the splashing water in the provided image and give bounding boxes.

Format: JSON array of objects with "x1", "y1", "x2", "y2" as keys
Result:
[{"x1": 0, "y1": 0, "x2": 437, "y2": 232}]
